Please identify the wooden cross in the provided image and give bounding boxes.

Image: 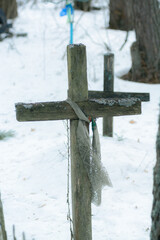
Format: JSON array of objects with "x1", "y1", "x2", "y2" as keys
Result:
[
  {"x1": 15, "y1": 44, "x2": 146, "y2": 240},
  {"x1": 88, "y1": 53, "x2": 150, "y2": 137}
]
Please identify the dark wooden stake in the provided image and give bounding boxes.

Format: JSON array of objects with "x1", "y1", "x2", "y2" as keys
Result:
[{"x1": 103, "y1": 53, "x2": 114, "y2": 137}]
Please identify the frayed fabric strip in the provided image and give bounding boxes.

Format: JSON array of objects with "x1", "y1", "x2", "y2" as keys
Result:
[{"x1": 67, "y1": 98, "x2": 112, "y2": 206}]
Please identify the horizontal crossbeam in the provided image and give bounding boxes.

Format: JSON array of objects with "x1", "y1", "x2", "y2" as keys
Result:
[
  {"x1": 88, "y1": 91, "x2": 150, "y2": 102},
  {"x1": 16, "y1": 98, "x2": 141, "y2": 122}
]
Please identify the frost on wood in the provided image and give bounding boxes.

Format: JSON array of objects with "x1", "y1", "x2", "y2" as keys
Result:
[
  {"x1": 23, "y1": 104, "x2": 33, "y2": 109},
  {"x1": 90, "y1": 98, "x2": 140, "y2": 107},
  {"x1": 118, "y1": 98, "x2": 139, "y2": 107},
  {"x1": 150, "y1": 112, "x2": 160, "y2": 240}
]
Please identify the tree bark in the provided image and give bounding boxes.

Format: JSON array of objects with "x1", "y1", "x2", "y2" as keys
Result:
[
  {"x1": 0, "y1": 0, "x2": 17, "y2": 19},
  {"x1": 109, "y1": 0, "x2": 133, "y2": 31},
  {"x1": 130, "y1": 0, "x2": 160, "y2": 83},
  {"x1": 74, "y1": 0, "x2": 91, "y2": 11},
  {"x1": 150, "y1": 112, "x2": 160, "y2": 240},
  {"x1": 0, "y1": 194, "x2": 7, "y2": 240}
]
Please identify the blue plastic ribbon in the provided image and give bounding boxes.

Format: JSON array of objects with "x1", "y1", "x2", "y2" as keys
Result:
[
  {"x1": 60, "y1": 3, "x2": 74, "y2": 44},
  {"x1": 70, "y1": 22, "x2": 73, "y2": 44},
  {"x1": 60, "y1": 4, "x2": 74, "y2": 17},
  {"x1": 60, "y1": 7, "x2": 67, "y2": 16}
]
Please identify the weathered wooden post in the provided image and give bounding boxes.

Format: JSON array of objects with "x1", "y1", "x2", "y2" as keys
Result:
[
  {"x1": 103, "y1": 53, "x2": 114, "y2": 137},
  {"x1": 67, "y1": 45, "x2": 92, "y2": 240},
  {"x1": 88, "y1": 53, "x2": 149, "y2": 137}
]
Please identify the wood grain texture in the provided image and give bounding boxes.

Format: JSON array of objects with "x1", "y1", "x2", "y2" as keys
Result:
[
  {"x1": 67, "y1": 44, "x2": 92, "y2": 240},
  {"x1": 104, "y1": 53, "x2": 114, "y2": 92},
  {"x1": 16, "y1": 98, "x2": 141, "y2": 122},
  {"x1": 103, "y1": 53, "x2": 114, "y2": 137}
]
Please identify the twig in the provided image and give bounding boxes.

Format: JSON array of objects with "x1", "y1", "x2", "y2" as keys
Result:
[
  {"x1": 119, "y1": 31, "x2": 129, "y2": 51},
  {"x1": 79, "y1": 23, "x2": 110, "y2": 51},
  {"x1": 74, "y1": 12, "x2": 85, "y2": 30}
]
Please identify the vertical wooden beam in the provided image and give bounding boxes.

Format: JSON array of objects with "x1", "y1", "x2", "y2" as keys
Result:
[
  {"x1": 103, "y1": 53, "x2": 114, "y2": 137},
  {"x1": 67, "y1": 44, "x2": 92, "y2": 240}
]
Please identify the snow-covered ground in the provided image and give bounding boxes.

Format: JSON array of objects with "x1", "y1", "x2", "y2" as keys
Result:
[{"x1": 0, "y1": 1, "x2": 160, "y2": 240}]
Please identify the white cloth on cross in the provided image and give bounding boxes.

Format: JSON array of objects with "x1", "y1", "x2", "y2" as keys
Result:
[{"x1": 67, "y1": 98, "x2": 112, "y2": 206}]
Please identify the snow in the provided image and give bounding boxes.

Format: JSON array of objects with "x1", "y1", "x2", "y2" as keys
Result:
[
  {"x1": 0, "y1": 1, "x2": 160, "y2": 240},
  {"x1": 91, "y1": 98, "x2": 139, "y2": 107},
  {"x1": 23, "y1": 104, "x2": 33, "y2": 109}
]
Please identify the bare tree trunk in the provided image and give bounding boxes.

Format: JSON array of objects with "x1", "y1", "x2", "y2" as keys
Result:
[
  {"x1": 130, "y1": 0, "x2": 160, "y2": 83},
  {"x1": 150, "y1": 111, "x2": 160, "y2": 240},
  {"x1": 74, "y1": 0, "x2": 91, "y2": 11},
  {"x1": 0, "y1": 0, "x2": 17, "y2": 19},
  {"x1": 109, "y1": 0, "x2": 133, "y2": 31},
  {"x1": 0, "y1": 194, "x2": 7, "y2": 240}
]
